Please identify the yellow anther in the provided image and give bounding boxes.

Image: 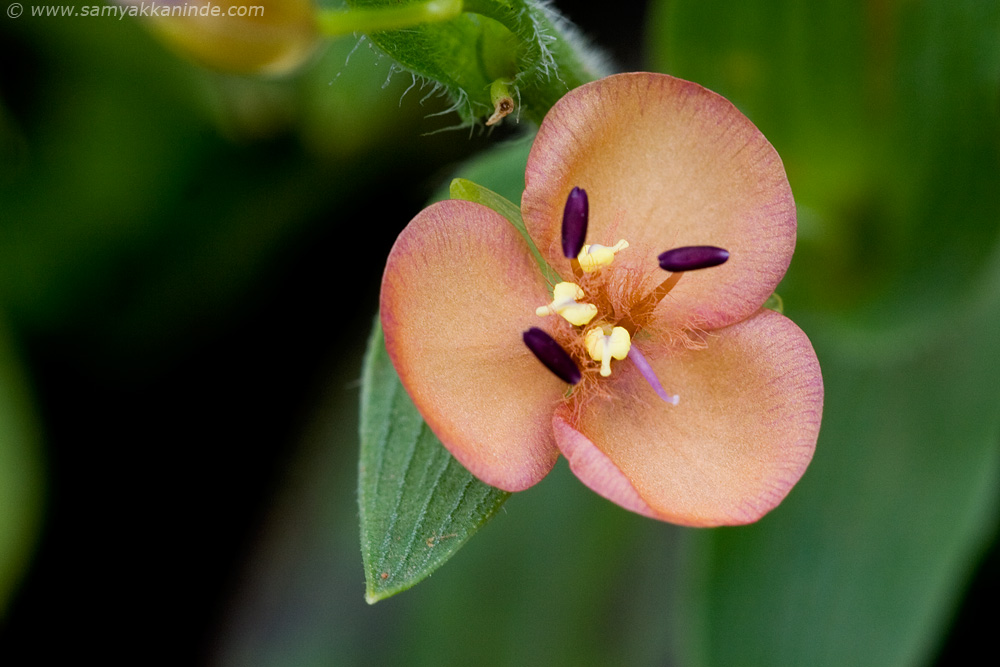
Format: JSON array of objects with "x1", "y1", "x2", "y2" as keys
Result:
[
  {"x1": 584, "y1": 326, "x2": 631, "y2": 377},
  {"x1": 577, "y1": 239, "x2": 629, "y2": 273},
  {"x1": 535, "y1": 282, "x2": 598, "y2": 326}
]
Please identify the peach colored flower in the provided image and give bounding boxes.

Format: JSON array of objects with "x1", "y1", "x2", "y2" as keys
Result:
[{"x1": 380, "y1": 72, "x2": 823, "y2": 526}]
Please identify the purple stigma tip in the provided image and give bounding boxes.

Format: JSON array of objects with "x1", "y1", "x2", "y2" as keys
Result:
[
  {"x1": 627, "y1": 346, "x2": 679, "y2": 405},
  {"x1": 658, "y1": 245, "x2": 730, "y2": 272},
  {"x1": 523, "y1": 327, "x2": 581, "y2": 385},
  {"x1": 561, "y1": 187, "x2": 589, "y2": 259}
]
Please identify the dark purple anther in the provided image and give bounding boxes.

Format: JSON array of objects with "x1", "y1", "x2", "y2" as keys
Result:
[
  {"x1": 561, "y1": 187, "x2": 589, "y2": 259},
  {"x1": 658, "y1": 245, "x2": 730, "y2": 272},
  {"x1": 523, "y1": 327, "x2": 581, "y2": 385}
]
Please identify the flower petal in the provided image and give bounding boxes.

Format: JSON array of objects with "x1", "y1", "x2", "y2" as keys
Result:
[
  {"x1": 381, "y1": 200, "x2": 565, "y2": 492},
  {"x1": 522, "y1": 72, "x2": 796, "y2": 331},
  {"x1": 553, "y1": 309, "x2": 822, "y2": 526},
  {"x1": 553, "y1": 411, "x2": 657, "y2": 519}
]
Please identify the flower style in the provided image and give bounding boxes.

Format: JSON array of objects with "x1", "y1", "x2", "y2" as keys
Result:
[{"x1": 380, "y1": 72, "x2": 823, "y2": 526}]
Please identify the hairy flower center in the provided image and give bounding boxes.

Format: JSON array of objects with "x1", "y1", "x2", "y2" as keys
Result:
[
  {"x1": 533, "y1": 238, "x2": 666, "y2": 381},
  {"x1": 523, "y1": 186, "x2": 729, "y2": 404}
]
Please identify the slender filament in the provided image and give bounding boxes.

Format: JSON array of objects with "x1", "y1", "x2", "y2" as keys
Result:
[{"x1": 628, "y1": 346, "x2": 679, "y2": 404}]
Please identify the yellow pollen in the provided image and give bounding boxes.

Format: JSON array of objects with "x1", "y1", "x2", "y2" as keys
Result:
[
  {"x1": 584, "y1": 326, "x2": 631, "y2": 377},
  {"x1": 577, "y1": 239, "x2": 629, "y2": 273},
  {"x1": 535, "y1": 281, "x2": 598, "y2": 326}
]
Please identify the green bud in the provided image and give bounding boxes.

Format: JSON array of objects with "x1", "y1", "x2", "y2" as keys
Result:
[
  {"x1": 344, "y1": 0, "x2": 607, "y2": 125},
  {"x1": 135, "y1": 0, "x2": 321, "y2": 75}
]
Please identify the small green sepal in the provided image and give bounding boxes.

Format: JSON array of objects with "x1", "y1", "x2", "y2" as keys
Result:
[
  {"x1": 764, "y1": 292, "x2": 784, "y2": 313},
  {"x1": 449, "y1": 178, "x2": 561, "y2": 285}
]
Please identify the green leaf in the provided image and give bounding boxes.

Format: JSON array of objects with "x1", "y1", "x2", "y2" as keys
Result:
[{"x1": 358, "y1": 318, "x2": 509, "y2": 603}]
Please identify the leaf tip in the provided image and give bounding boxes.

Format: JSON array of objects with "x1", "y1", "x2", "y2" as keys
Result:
[{"x1": 364, "y1": 572, "x2": 395, "y2": 604}]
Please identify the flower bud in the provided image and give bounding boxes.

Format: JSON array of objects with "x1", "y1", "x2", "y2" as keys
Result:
[{"x1": 129, "y1": 0, "x2": 320, "y2": 75}]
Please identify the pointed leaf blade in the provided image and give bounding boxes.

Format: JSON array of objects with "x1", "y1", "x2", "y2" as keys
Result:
[{"x1": 359, "y1": 319, "x2": 509, "y2": 603}]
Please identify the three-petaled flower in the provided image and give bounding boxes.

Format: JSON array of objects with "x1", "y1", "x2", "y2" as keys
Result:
[{"x1": 381, "y1": 72, "x2": 823, "y2": 526}]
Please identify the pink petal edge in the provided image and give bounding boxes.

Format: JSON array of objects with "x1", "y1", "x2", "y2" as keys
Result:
[{"x1": 553, "y1": 407, "x2": 658, "y2": 519}]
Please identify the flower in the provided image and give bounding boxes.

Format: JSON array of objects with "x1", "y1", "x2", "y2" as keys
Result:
[
  {"x1": 380, "y1": 72, "x2": 823, "y2": 526},
  {"x1": 122, "y1": 0, "x2": 320, "y2": 75}
]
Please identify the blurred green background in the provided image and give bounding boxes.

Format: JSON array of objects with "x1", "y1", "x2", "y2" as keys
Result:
[{"x1": 0, "y1": 1, "x2": 996, "y2": 665}]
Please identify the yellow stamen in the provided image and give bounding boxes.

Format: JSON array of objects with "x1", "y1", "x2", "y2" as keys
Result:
[
  {"x1": 577, "y1": 239, "x2": 629, "y2": 273},
  {"x1": 584, "y1": 326, "x2": 631, "y2": 376},
  {"x1": 535, "y1": 282, "x2": 598, "y2": 326}
]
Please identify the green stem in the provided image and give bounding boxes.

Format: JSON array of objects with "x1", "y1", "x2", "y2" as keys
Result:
[{"x1": 315, "y1": 0, "x2": 463, "y2": 37}]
